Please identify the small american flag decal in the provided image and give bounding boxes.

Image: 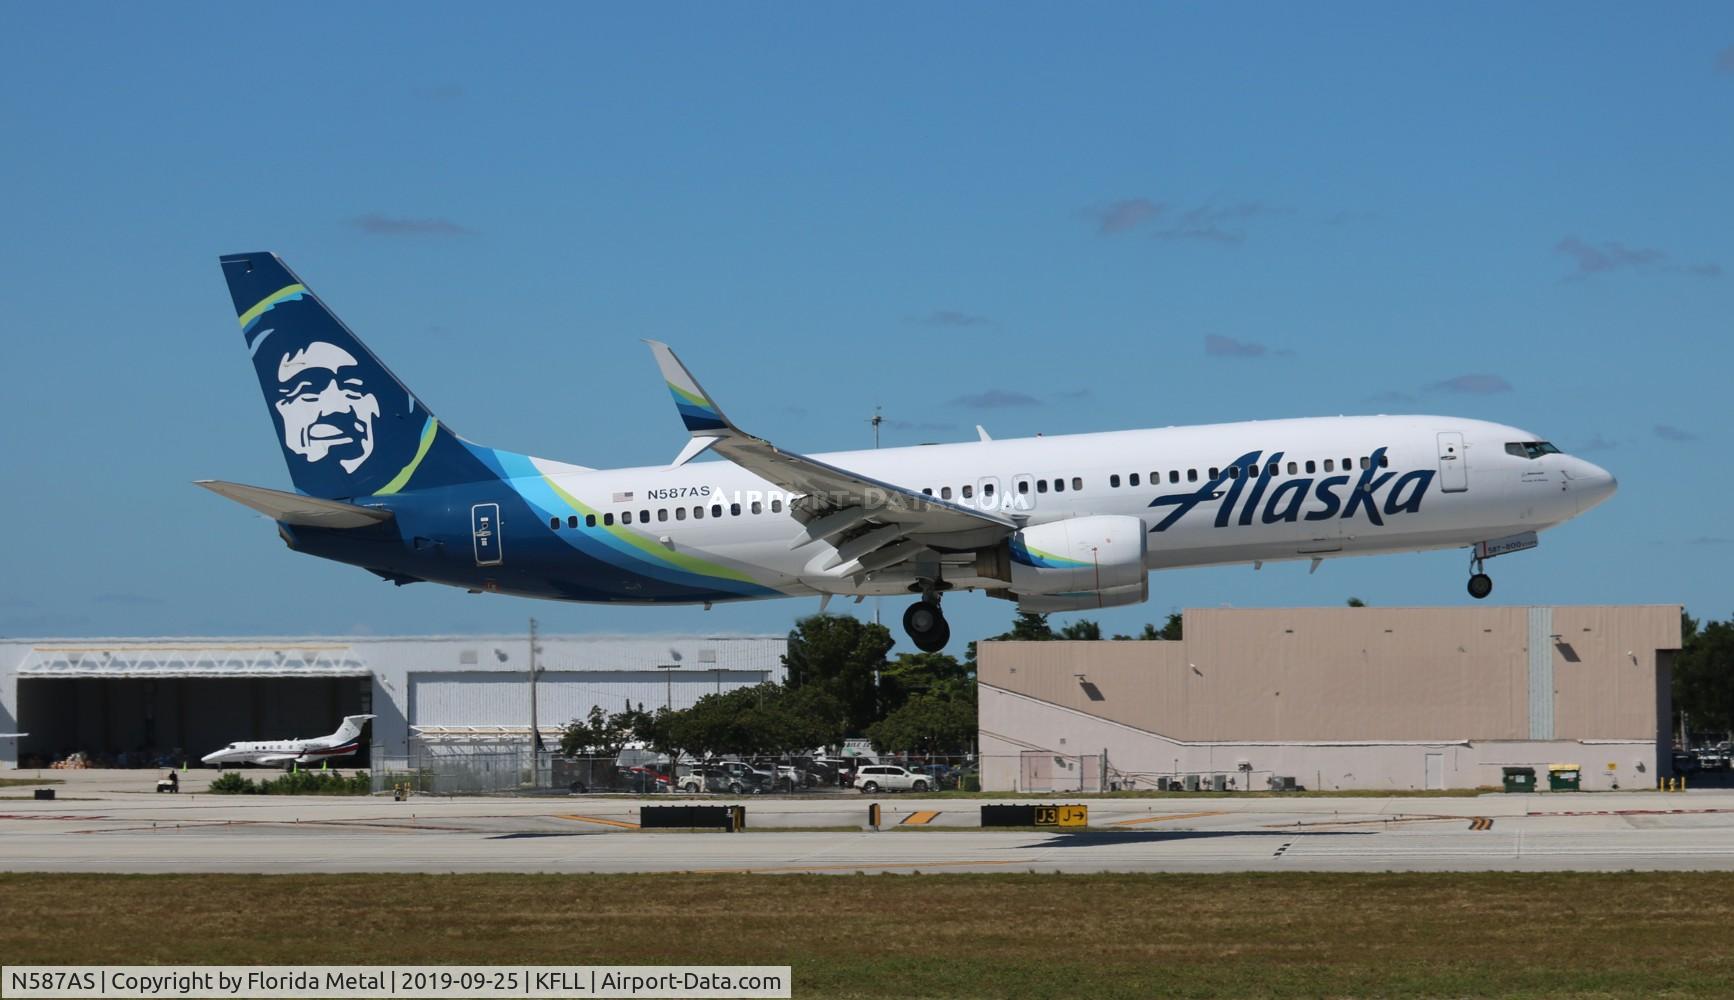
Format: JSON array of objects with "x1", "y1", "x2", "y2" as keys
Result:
[{"x1": 612, "y1": 491, "x2": 634, "y2": 503}]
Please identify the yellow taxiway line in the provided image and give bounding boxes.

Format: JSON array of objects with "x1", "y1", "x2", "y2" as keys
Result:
[
  {"x1": 1112, "y1": 810, "x2": 1228, "y2": 827},
  {"x1": 558, "y1": 813, "x2": 641, "y2": 830}
]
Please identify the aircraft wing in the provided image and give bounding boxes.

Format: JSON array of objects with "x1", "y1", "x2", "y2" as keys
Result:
[
  {"x1": 196, "y1": 481, "x2": 394, "y2": 529},
  {"x1": 645, "y1": 341, "x2": 1016, "y2": 566},
  {"x1": 254, "y1": 754, "x2": 299, "y2": 766}
]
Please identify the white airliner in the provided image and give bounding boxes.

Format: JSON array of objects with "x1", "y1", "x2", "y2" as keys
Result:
[
  {"x1": 205, "y1": 254, "x2": 1619, "y2": 654},
  {"x1": 201, "y1": 715, "x2": 374, "y2": 769}
]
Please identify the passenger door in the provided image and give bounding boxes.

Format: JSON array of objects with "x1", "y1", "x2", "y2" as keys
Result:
[{"x1": 1437, "y1": 432, "x2": 1468, "y2": 493}]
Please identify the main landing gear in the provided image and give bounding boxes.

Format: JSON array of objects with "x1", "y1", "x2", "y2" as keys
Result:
[
  {"x1": 1467, "y1": 554, "x2": 1493, "y2": 600},
  {"x1": 903, "y1": 591, "x2": 950, "y2": 653}
]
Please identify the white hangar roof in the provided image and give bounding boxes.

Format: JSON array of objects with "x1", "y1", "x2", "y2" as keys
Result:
[{"x1": 3, "y1": 634, "x2": 787, "y2": 680}]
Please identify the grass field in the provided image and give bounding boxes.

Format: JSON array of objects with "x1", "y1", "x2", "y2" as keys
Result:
[{"x1": 3, "y1": 873, "x2": 1731, "y2": 998}]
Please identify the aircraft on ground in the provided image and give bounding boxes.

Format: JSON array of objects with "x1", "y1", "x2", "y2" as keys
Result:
[
  {"x1": 201, "y1": 254, "x2": 1617, "y2": 652},
  {"x1": 200, "y1": 714, "x2": 375, "y2": 769}
]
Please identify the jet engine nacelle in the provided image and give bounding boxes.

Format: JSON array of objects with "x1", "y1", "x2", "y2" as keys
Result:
[
  {"x1": 976, "y1": 514, "x2": 1148, "y2": 610},
  {"x1": 1015, "y1": 576, "x2": 1148, "y2": 613}
]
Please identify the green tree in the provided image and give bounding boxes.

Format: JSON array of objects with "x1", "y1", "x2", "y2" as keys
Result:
[
  {"x1": 879, "y1": 651, "x2": 971, "y2": 713},
  {"x1": 1347, "y1": 597, "x2": 1367, "y2": 607},
  {"x1": 1007, "y1": 611, "x2": 1057, "y2": 640},
  {"x1": 865, "y1": 691, "x2": 977, "y2": 755},
  {"x1": 1112, "y1": 613, "x2": 1182, "y2": 641},
  {"x1": 1057, "y1": 619, "x2": 1103, "y2": 641},
  {"x1": 559, "y1": 705, "x2": 634, "y2": 758},
  {"x1": 671, "y1": 683, "x2": 841, "y2": 757},
  {"x1": 1675, "y1": 611, "x2": 1734, "y2": 738},
  {"x1": 632, "y1": 706, "x2": 687, "y2": 771},
  {"x1": 783, "y1": 613, "x2": 894, "y2": 734}
]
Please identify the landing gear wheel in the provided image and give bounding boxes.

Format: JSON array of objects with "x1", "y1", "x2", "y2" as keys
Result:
[
  {"x1": 1467, "y1": 573, "x2": 1493, "y2": 600},
  {"x1": 903, "y1": 600, "x2": 950, "y2": 653}
]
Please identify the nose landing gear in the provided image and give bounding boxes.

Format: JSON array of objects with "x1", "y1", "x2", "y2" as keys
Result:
[
  {"x1": 1467, "y1": 554, "x2": 1493, "y2": 600},
  {"x1": 902, "y1": 592, "x2": 950, "y2": 653}
]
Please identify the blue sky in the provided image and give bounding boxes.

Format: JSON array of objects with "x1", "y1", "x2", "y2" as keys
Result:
[{"x1": 1, "y1": 6, "x2": 1729, "y2": 643}]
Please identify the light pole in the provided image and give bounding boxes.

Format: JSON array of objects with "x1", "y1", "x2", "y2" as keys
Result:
[
  {"x1": 527, "y1": 619, "x2": 546, "y2": 788},
  {"x1": 656, "y1": 663, "x2": 679, "y2": 711},
  {"x1": 869, "y1": 405, "x2": 885, "y2": 628}
]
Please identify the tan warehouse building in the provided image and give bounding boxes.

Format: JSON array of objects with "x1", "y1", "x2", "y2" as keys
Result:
[{"x1": 977, "y1": 605, "x2": 1681, "y2": 792}]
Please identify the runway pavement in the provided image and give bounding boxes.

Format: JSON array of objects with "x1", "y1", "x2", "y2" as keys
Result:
[{"x1": 5, "y1": 770, "x2": 1733, "y2": 875}]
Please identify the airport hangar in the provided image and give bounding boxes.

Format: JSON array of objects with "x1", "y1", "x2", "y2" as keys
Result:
[
  {"x1": 978, "y1": 605, "x2": 1681, "y2": 793},
  {"x1": 0, "y1": 634, "x2": 787, "y2": 769}
]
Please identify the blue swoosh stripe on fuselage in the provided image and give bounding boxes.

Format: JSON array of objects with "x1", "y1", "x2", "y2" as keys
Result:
[{"x1": 471, "y1": 447, "x2": 779, "y2": 598}]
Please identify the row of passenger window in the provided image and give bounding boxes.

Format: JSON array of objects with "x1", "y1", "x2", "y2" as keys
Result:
[
  {"x1": 1107, "y1": 454, "x2": 1389, "y2": 489},
  {"x1": 550, "y1": 498, "x2": 786, "y2": 531},
  {"x1": 919, "y1": 477, "x2": 1086, "y2": 501}
]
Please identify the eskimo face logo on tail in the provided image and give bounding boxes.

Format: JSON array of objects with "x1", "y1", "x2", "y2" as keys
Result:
[
  {"x1": 247, "y1": 299, "x2": 423, "y2": 498},
  {"x1": 1148, "y1": 447, "x2": 1435, "y2": 531},
  {"x1": 274, "y1": 342, "x2": 381, "y2": 473}
]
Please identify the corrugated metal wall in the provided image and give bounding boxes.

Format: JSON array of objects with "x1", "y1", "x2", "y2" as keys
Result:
[
  {"x1": 1526, "y1": 607, "x2": 1554, "y2": 739},
  {"x1": 979, "y1": 605, "x2": 1679, "y2": 743},
  {"x1": 409, "y1": 669, "x2": 771, "y2": 726}
]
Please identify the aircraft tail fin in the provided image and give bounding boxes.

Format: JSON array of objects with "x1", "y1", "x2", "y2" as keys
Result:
[
  {"x1": 218, "y1": 253, "x2": 483, "y2": 500},
  {"x1": 327, "y1": 714, "x2": 376, "y2": 746}
]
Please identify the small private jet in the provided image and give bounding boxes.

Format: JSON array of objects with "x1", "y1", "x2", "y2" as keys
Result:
[
  {"x1": 202, "y1": 254, "x2": 1617, "y2": 652},
  {"x1": 201, "y1": 714, "x2": 374, "y2": 769}
]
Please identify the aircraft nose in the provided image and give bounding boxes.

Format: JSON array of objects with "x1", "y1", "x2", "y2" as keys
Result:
[{"x1": 1572, "y1": 460, "x2": 1618, "y2": 514}]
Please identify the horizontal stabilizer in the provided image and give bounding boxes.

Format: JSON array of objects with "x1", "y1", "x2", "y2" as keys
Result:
[{"x1": 196, "y1": 480, "x2": 394, "y2": 528}]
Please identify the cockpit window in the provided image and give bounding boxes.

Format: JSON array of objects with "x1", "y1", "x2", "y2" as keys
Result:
[{"x1": 1505, "y1": 441, "x2": 1561, "y2": 460}]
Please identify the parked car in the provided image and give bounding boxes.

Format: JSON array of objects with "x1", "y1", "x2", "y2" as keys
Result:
[
  {"x1": 679, "y1": 761, "x2": 767, "y2": 794},
  {"x1": 618, "y1": 766, "x2": 669, "y2": 794},
  {"x1": 911, "y1": 763, "x2": 959, "y2": 789},
  {"x1": 677, "y1": 765, "x2": 725, "y2": 794},
  {"x1": 803, "y1": 760, "x2": 838, "y2": 786},
  {"x1": 716, "y1": 760, "x2": 773, "y2": 790},
  {"x1": 827, "y1": 758, "x2": 875, "y2": 787},
  {"x1": 853, "y1": 764, "x2": 931, "y2": 793}
]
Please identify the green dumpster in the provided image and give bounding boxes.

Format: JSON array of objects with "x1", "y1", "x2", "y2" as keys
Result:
[
  {"x1": 1501, "y1": 766, "x2": 1536, "y2": 793},
  {"x1": 1547, "y1": 764, "x2": 1581, "y2": 791}
]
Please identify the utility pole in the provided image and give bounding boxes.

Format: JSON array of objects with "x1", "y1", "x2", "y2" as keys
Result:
[
  {"x1": 870, "y1": 405, "x2": 883, "y2": 627},
  {"x1": 528, "y1": 618, "x2": 546, "y2": 757},
  {"x1": 656, "y1": 663, "x2": 679, "y2": 711}
]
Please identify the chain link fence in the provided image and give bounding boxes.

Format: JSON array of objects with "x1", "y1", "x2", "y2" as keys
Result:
[
  {"x1": 372, "y1": 739, "x2": 982, "y2": 795},
  {"x1": 369, "y1": 742, "x2": 1299, "y2": 796}
]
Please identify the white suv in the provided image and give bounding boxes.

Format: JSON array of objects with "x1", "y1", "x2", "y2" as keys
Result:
[{"x1": 853, "y1": 765, "x2": 930, "y2": 793}]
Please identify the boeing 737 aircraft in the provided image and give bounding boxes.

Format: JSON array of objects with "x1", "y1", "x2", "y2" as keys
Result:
[
  {"x1": 201, "y1": 715, "x2": 375, "y2": 769},
  {"x1": 201, "y1": 254, "x2": 1616, "y2": 652}
]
